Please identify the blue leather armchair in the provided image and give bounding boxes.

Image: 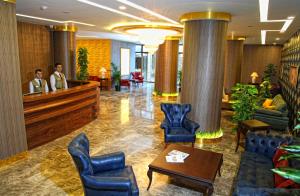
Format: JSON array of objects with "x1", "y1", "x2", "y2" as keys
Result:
[
  {"x1": 233, "y1": 132, "x2": 300, "y2": 196},
  {"x1": 160, "y1": 103, "x2": 200, "y2": 147},
  {"x1": 68, "y1": 133, "x2": 139, "y2": 196}
]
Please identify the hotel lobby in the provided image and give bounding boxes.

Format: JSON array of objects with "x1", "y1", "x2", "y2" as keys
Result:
[{"x1": 0, "y1": 0, "x2": 300, "y2": 195}]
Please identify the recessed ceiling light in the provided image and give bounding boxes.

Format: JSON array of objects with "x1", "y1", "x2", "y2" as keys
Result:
[
  {"x1": 16, "y1": 14, "x2": 95, "y2": 26},
  {"x1": 275, "y1": 37, "x2": 280, "y2": 40},
  {"x1": 40, "y1": 6, "x2": 48, "y2": 11},
  {"x1": 77, "y1": 0, "x2": 149, "y2": 22},
  {"x1": 119, "y1": 5, "x2": 127, "y2": 10},
  {"x1": 116, "y1": 0, "x2": 179, "y2": 24}
]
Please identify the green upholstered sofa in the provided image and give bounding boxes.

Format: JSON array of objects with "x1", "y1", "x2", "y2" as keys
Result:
[{"x1": 254, "y1": 94, "x2": 289, "y2": 131}]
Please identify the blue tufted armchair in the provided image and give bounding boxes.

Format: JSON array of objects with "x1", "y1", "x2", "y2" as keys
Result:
[
  {"x1": 68, "y1": 133, "x2": 139, "y2": 196},
  {"x1": 160, "y1": 103, "x2": 200, "y2": 147}
]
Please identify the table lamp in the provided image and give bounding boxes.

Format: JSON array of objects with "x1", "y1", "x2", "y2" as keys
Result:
[
  {"x1": 100, "y1": 67, "x2": 107, "y2": 78},
  {"x1": 250, "y1": 72, "x2": 259, "y2": 83}
]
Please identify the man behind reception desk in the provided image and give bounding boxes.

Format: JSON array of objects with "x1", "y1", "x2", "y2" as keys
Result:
[
  {"x1": 50, "y1": 63, "x2": 68, "y2": 91},
  {"x1": 29, "y1": 69, "x2": 49, "y2": 93}
]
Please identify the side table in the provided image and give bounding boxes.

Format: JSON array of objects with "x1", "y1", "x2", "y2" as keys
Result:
[{"x1": 235, "y1": 119, "x2": 271, "y2": 152}]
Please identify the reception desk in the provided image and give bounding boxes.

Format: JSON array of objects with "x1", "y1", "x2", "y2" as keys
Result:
[{"x1": 23, "y1": 81, "x2": 100, "y2": 149}]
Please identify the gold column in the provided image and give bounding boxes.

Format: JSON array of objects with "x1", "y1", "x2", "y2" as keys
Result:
[
  {"x1": 224, "y1": 37, "x2": 245, "y2": 92},
  {"x1": 154, "y1": 36, "x2": 180, "y2": 96},
  {"x1": 52, "y1": 25, "x2": 77, "y2": 79},
  {"x1": 180, "y1": 12, "x2": 231, "y2": 133},
  {"x1": 0, "y1": 0, "x2": 28, "y2": 159}
]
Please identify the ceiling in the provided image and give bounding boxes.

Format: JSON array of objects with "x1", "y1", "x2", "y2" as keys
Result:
[{"x1": 16, "y1": 0, "x2": 300, "y2": 44}]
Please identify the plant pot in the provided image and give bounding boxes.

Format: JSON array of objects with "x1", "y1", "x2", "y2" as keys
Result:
[{"x1": 115, "y1": 85, "x2": 121, "y2": 91}]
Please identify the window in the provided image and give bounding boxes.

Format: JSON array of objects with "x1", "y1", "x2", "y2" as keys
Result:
[{"x1": 121, "y1": 48, "x2": 130, "y2": 76}]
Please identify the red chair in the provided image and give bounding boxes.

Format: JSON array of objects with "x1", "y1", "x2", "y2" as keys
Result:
[
  {"x1": 131, "y1": 72, "x2": 144, "y2": 85},
  {"x1": 121, "y1": 79, "x2": 130, "y2": 88}
]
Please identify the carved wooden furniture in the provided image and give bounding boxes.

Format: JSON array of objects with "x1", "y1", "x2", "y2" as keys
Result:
[{"x1": 147, "y1": 144, "x2": 223, "y2": 196}]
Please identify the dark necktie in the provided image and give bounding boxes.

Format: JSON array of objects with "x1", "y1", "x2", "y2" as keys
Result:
[
  {"x1": 59, "y1": 73, "x2": 62, "y2": 79},
  {"x1": 39, "y1": 79, "x2": 42, "y2": 87}
]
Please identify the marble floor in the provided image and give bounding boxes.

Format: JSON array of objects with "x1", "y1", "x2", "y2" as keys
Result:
[{"x1": 0, "y1": 84, "x2": 241, "y2": 196}]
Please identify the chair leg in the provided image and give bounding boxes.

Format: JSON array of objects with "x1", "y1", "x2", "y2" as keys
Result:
[
  {"x1": 192, "y1": 142, "x2": 195, "y2": 148},
  {"x1": 164, "y1": 143, "x2": 168, "y2": 149}
]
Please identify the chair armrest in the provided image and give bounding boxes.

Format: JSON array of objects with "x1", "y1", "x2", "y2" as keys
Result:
[
  {"x1": 160, "y1": 119, "x2": 171, "y2": 134},
  {"x1": 255, "y1": 108, "x2": 286, "y2": 117},
  {"x1": 91, "y1": 152, "x2": 125, "y2": 173},
  {"x1": 82, "y1": 175, "x2": 131, "y2": 191},
  {"x1": 183, "y1": 119, "x2": 200, "y2": 134}
]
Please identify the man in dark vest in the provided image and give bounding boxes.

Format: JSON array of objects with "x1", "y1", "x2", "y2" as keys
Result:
[
  {"x1": 50, "y1": 63, "x2": 68, "y2": 91},
  {"x1": 29, "y1": 69, "x2": 49, "y2": 93}
]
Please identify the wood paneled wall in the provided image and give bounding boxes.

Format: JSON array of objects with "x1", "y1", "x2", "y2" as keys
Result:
[
  {"x1": 155, "y1": 39, "x2": 179, "y2": 94},
  {"x1": 241, "y1": 45, "x2": 282, "y2": 83},
  {"x1": 181, "y1": 20, "x2": 228, "y2": 132},
  {"x1": 76, "y1": 39, "x2": 111, "y2": 77},
  {"x1": 17, "y1": 22, "x2": 53, "y2": 93},
  {"x1": 224, "y1": 40, "x2": 244, "y2": 92},
  {"x1": 0, "y1": 1, "x2": 28, "y2": 159}
]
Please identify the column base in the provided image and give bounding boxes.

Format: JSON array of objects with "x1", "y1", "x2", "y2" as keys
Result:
[
  {"x1": 196, "y1": 129, "x2": 223, "y2": 139},
  {"x1": 152, "y1": 91, "x2": 178, "y2": 97}
]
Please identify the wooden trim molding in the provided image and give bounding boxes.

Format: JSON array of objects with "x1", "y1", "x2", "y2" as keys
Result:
[{"x1": 2, "y1": 0, "x2": 16, "y2": 4}]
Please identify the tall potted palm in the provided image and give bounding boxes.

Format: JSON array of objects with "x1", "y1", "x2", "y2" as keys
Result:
[
  {"x1": 77, "y1": 47, "x2": 89, "y2": 80},
  {"x1": 111, "y1": 62, "x2": 121, "y2": 91}
]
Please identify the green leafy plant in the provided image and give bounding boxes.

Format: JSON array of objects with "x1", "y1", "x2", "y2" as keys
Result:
[
  {"x1": 177, "y1": 70, "x2": 182, "y2": 85},
  {"x1": 294, "y1": 112, "x2": 300, "y2": 134},
  {"x1": 271, "y1": 168, "x2": 300, "y2": 184},
  {"x1": 111, "y1": 62, "x2": 121, "y2": 91},
  {"x1": 263, "y1": 63, "x2": 277, "y2": 83},
  {"x1": 77, "y1": 47, "x2": 89, "y2": 80},
  {"x1": 231, "y1": 83, "x2": 259, "y2": 124},
  {"x1": 259, "y1": 80, "x2": 272, "y2": 99}
]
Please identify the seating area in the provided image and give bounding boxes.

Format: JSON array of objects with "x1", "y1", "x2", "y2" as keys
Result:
[{"x1": 1, "y1": 0, "x2": 300, "y2": 196}]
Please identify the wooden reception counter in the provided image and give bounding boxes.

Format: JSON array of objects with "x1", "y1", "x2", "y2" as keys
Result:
[{"x1": 23, "y1": 81, "x2": 100, "y2": 149}]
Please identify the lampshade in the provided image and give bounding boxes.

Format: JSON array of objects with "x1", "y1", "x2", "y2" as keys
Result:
[
  {"x1": 250, "y1": 72, "x2": 259, "y2": 77},
  {"x1": 100, "y1": 67, "x2": 107, "y2": 73}
]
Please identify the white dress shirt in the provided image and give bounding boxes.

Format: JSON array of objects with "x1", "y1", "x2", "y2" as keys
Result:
[
  {"x1": 29, "y1": 78, "x2": 49, "y2": 93},
  {"x1": 50, "y1": 71, "x2": 68, "y2": 91}
]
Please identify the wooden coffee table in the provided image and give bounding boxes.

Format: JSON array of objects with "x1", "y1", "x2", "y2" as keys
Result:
[{"x1": 147, "y1": 144, "x2": 223, "y2": 196}]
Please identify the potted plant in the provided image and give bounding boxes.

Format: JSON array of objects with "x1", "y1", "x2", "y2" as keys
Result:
[
  {"x1": 263, "y1": 63, "x2": 277, "y2": 83},
  {"x1": 77, "y1": 47, "x2": 89, "y2": 80},
  {"x1": 111, "y1": 62, "x2": 121, "y2": 91},
  {"x1": 178, "y1": 70, "x2": 182, "y2": 92},
  {"x1": 231, "y1": 83, "x2": 259, "y2": 128},
  {"x1": 258, "y1": 80, "x2": 272, "y2": 101}
]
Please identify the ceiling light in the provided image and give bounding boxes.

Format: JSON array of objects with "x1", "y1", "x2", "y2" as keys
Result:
[
  {"x1": 16, "y1": 14, "x2": 64, "y2": 24},
  {"x1": 273, "y1": 42, "x2": 277, "y2": 45},
  {"x1": 16, "y1": 14, "x2": 95, "y2": 26},
  {"x1": 261, "y1": 30, "x2": 266, "y2": 44},
  {"x1": 119, "y1": 5, "x2": 127, "y2": 10},
  {"x1": 76, "y1": 35, "x2": 98, "y2": 38},
  {"x1": 280, "y1": 16, "x2": 295, "y2": 33},
  {"x1": 275, "y1": 37, "x2": 280, "y2": 40},
  {"x1": 259, "y1": 0, "x2": 269, "y2": 22},
  {"x1": 77, "y1": 0, "x2": 149, "y2": 22},
  {"x1": 112, "y1": 23, "x2": 182, "y2": 54},
  {"x1": 116, "y1": 0, "x2": 179, "y2": 24}
]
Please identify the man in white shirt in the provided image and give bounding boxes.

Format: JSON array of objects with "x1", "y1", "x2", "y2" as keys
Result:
[
  {"x1": 50, "y1": 63, "x2": 68, "y2": 91},
  {"x1": 29, "y1": 69, "x2": 49, "y2": 93}
]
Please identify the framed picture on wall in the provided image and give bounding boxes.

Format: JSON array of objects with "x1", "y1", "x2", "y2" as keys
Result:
[
  {"x1": 120, "y1": 48, "x2": 130, "y2": 76},
  {"x1": 289, "y1": 65, "x2": 299, "y2": 88}
]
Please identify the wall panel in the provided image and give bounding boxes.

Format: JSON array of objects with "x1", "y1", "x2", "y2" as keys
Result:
[{"x1": 17, "y1": 22, "x2": 53, "y2": 93}]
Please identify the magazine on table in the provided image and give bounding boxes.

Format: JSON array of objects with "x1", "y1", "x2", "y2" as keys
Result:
[{"x1": 165, "y1": 150, "x2": 189, "y2": 163}]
